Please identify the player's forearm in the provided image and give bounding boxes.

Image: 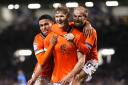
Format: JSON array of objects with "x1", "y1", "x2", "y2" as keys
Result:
[
  {"x1": 32, "y1": 64, "x2": 42, "y2": 81},
  {"x1": 72, "y1": 57, "x2": 85, "y2": 75},
  {"x1": 38, "y1": 44, "x2": 54, "y2": 66},
  {"x1": 68, "y1": 53, "x2": 85, "y2": 78}
]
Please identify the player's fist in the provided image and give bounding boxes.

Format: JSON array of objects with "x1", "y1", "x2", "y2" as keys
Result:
[{"x1": 64, "y1": 33, "x2": 74, "y2": 41}]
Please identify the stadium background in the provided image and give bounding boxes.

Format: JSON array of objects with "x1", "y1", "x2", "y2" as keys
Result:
[{"x1": 0, "y1": 0, "x2": 128, "y2": 85}]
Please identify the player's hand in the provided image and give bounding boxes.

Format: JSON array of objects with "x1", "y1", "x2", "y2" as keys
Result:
[
  {"x1": 27, "y1": 78, "x2": 35, "y2": 85},
  {"x1": 72, "y1": 70, "x2": 88, "y2": 85},
  {"x1": 61, "y1": 74, "x2": 73, "y2": 85},
  {"x1": 83, "y1": 24, "x2": 93, "y2": 37},
  {"x1": 72, "y1": 74, "x2": 81, "y2": 85},
  {"x1": 50, "y1": 35, "x2": 58, "y2": 46},
  {"x1": 64, "y1": 33, "x2": 75, "y2": 41}
]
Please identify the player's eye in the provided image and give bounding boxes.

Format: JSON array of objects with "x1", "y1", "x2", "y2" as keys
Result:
[
  {"x1": 60, "y1": 15, "x2": 64, "y2": 18},
  {"x1": 39, "y1": 24, "x2": 43, "y2": 27},
  {"x1": 44, "y1": 23, "x2": 49, "y2": 26},
  {"x1": 55, "y1": 16, "x2": 58, "y2": 18}
]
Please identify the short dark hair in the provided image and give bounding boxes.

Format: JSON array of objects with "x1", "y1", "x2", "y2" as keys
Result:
[{"x1": 38, "y1": 14, "x2": 54, "y2": 21}]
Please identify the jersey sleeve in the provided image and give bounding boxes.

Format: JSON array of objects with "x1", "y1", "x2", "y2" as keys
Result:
[
  {"x1": 74, "y1": 34, "x2": 90, "y2": 54},
  {"x1": 36, "y1": 44, "x2": 54, "y2": 66},
  {"x1": 74, "y1": 29, "x2": 97, "y2": 55},
  {"x1": 86, "y1": 29, "x2": 97, "y2": 47},
  {"x1": 33, "y1": 34, "x2": 54, "y2": 66},
  {"x1": 33, "y1": 35, "x2": 46, "y2": 65},
  {"x1": 33, "y1": 35, "x2": 45, "y2": 56}
]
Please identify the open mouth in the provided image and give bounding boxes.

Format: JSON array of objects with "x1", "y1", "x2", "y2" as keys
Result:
[{"x1": 42, "y1": 31, "x2": 48, "y2": 35}]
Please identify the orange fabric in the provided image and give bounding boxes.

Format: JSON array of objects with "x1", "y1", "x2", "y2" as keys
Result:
[
  {"x1": 33, "y1": 33, "x2": 54, "y2": 77},
  {"x1": 68, "y1": 22, "x2": 98, "y2": 62},
  {"x1": 86, "y1": 29, "x2": 97, "y2": 46},
  {"x1": 86, "y1": 29, "x2": 98, "y2": 62},
  {"x1": 71, "y1": 28, "x2": 90, "y2": 54},
  {"x1": 38, "y1": 44, "x2": 54, "y2": 66},
  {"x1": 44, "y1": 23, "x2": 98, "y2": 82},
  {"x1": 72, "y1": 28, "x2": 98, "y2": 62},
  {"x1": 44, "y1": 24, "x2": 78, "y2": 82},
  {"x1": 65, "y1": 22, "x2": 98, "y2": 62}
]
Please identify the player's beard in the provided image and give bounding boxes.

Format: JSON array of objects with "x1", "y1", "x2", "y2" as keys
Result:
[{"x1": 74, "y1": 20, "x2": 84, "y2": 29}]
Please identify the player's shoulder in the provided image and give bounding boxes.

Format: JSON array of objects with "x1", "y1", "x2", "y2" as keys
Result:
[
  {"x1": 92, "y1": 27, "x2": 97, "y2": 35},
  {"x1": 51, "y1": 24, "x2": 59, "y2": 31},
  {"x1": 35, "y1": 33, "x2": 41, "y2": 38},
  {"x1": 34, "y1": 33, "x2": 45, "y2": 41}
]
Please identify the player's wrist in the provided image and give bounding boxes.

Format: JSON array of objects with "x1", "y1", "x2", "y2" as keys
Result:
[
  {"x1": 80, "y1": 70, "x2": 88, "y2": 78},
  {"x1": 32, "y1": 73, "x2": 39, "y2": 81},
  {"x1": 31, "y1": 76, "x2": 37, "y2": 82},
  {"x1": 68, "y1": 72, "x2": 75, "y2": 78}
]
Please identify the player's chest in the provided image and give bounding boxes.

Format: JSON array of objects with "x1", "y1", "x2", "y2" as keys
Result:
[{"x1": 55, "y1": 36, "x2": 76, "y2": 52}]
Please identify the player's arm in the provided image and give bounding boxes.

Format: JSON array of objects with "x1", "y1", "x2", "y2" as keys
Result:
[
  {"x1": 27, "y1": 44, "x2": 53, "y2": 85},
  {"x1": 61, "y1": 52, "x2": 85, "y2": 85},
  {"x1": 27, "y1": 34, "x2": 57, "y2": 85},
  {"x1": 74, "y1": 29, "x2": 96, "y2": 55},
  {"x1": 37, "y1": 34, "x2": 57, "y2": 66},
  {"x1": 27, "y1": 64, "x2": 42, "y2": 85},
  {"x1": 69, "y1": 20, "x2": 93, "y2": 37},
  {"x1": 72, "y1": 59, "x2": 98, "y2": 85},
  {"x1": 64, "y1": 29, "x2": 96, "y2": 55},
  {"x1": 73, "y1": 33, "x2": 98, "y2": 84},
  {"x1": 63, "y1": 30, "x2": 95, "y2": 55},
  {"x1": 76, "y1": 29, "x2": 98, "y2": 75},
  {"x1": 35, "y1": 35, "x2": 57, "y2": 79},
  {"x1": 37, "y1": 38, "x2": 57, "y2": 66}
]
